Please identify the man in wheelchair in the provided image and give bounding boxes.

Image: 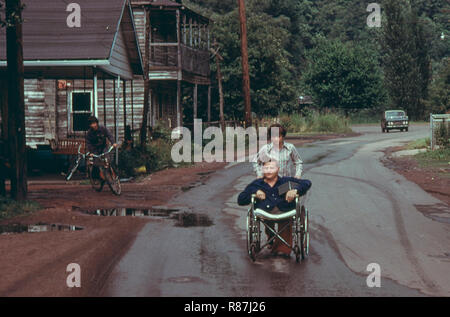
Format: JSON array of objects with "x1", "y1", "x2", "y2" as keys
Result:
[{"x1": 238, "y1": 159, "x2": 312, "y2": 257}]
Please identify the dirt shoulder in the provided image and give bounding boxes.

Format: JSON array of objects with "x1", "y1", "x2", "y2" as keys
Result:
[
  {"x1": 0, "y1": 162, "x2": 225, "y2": 297},
  {"x1": 382, "y1": 147, "x2": 450, "y2": 205}
]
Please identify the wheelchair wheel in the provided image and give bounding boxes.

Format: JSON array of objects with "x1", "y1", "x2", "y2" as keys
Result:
[
  {"x1": 300, "y1": 206, "x2": 310, "y2": 260},
  {"x1": 246, "y1": 210, "x2": 260, "y2": 262},
  {"x1": 246, "y1": 211, "x2": 253, "y2": 255},
  {"x1": 293, "y1": 245, "x2": 300, "y2": 263},
  {"x1": 250, "y1": 245, "x2": 257, "y2": 262}
]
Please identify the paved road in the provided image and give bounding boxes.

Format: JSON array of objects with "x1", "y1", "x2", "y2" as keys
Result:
[{"x1": 103, "y1": 124, "x2": 450, "y2": 296}]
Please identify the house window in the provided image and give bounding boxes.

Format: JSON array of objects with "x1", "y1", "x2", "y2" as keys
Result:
[{"x1": 70, "y1": 91, "x2": 93, "y2": 132}]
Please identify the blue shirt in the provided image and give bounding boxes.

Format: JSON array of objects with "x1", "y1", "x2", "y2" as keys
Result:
[{"x1": 237, "y1": 177, "x2": 312, "y2": 212}]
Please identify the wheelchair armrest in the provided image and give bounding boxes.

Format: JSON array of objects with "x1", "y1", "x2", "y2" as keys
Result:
[{"x1": 251, "y1": 194, "x2": 256, "y2": 209}]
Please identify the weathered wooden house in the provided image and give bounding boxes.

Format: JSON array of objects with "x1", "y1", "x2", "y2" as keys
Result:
[
  {"x1": 0, "y1": 0, "x2": 212, "y2": 152},
  {"x1": 131, "y1": 0, "x2": 212, "y2": 128},
  {"x1": 0, "y1": 0, "x2": 144, "y2": 149}
]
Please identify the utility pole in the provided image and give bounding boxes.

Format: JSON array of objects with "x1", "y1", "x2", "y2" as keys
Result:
[
  {"x1": 140, "y1": 7, "x2": 151, "y2": 149},
  {"x1": 212, "y1": 41, "x2": 225, "y2": 130},
  {"x1": 238, "y1": 0, "x2": 252, "y2": 127},
  {"x1": 6, "y1": 0, "x2": 27, "y2": 200}
]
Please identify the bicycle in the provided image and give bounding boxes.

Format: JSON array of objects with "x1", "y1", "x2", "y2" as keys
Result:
[{"x1": 66, "y1": 145, "x2": 122, "y2": 196}]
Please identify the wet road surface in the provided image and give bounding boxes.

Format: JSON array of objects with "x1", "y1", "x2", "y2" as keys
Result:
[{"x1": 103, "y1": 125, "x2": 449, "y2": 296}]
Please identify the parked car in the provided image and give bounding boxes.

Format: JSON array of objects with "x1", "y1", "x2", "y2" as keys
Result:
[{"x1": 381, "y1": 110, "x2": 409, "y2": 133}]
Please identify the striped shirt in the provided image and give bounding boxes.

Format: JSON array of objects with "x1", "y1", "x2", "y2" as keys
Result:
[{"x1": 253, "y1": 142, "x2": 303, "y2": 178}]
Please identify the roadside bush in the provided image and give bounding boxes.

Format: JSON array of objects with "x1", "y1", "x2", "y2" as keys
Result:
[
  {"x1": 276, "y1": 112, "x2": 352, "y2": 134},
  {"x1": 150, "y1": 122, "x2": 173, "y2": 143},
  {"x1": 118, "y1": 140, "x2": 176, "y2": 178},
  {"x1": 435, "y1": 122, "x2": 449, "y2": 148}
]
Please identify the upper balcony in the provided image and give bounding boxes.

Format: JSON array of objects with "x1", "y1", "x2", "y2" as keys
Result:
[{"x1": 132, "y1": 0, "x2": 211, "y2": 85}]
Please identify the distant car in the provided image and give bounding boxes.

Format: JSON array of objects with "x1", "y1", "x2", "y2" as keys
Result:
[{"x1": 381, "y1": 110, "x2": 409, "y2": 133}]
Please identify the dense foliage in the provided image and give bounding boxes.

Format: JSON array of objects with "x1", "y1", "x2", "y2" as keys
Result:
[
  {"x1": 302, "y1": 37, "x2": 385, "y2": 112},
  {"x1": 185, "y1": 0, "x2": 449, "y2": 120}
]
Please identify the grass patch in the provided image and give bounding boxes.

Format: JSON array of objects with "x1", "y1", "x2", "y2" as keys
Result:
[
  {"x1": 414, "y1": 147, "x2": 450, "y2": 178},
  {"x1": 405, "y1": 138, "x2": 430, "y2": 150},
  {"x1": 258, "y1": 112, "x2": 353, "y2": 134},
  {"x1": 0, "y1": 196, "x2": 41, "y2": 220}
]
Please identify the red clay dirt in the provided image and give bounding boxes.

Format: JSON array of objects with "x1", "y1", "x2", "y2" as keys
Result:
[
  {"x1": 382, "y1": 147, "x2": 450, "y2": 205},
  {"x1": 0, "y1": 162, "x2": 225, "y2": 297},
  {"x1": 0, "y1": 132, "x2": 357, "y2": 297}
]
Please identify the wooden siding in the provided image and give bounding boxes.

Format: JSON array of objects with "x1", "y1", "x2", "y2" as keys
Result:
[
  {"x1": 24, "y1": 80, "x2": 46, "y2": 147},
  {"x1": 103, "y1": 24, "x2": 135, "y2": 80},
  {"x1": 21, "y1": 78, "x2": 145, "y2": 148},
  {"x1": 133, "y1": 8, "x2": 147, "y2": 61}
]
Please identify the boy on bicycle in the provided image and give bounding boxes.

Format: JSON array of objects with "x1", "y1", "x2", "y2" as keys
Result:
[{"x1": 86, "y1": 116, "x2": 118, "y2": 155}]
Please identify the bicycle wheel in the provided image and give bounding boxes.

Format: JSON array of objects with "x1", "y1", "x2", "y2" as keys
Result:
[
  {"x1": 66, "y1": 156, "x2": 81, "y2": 181},
  {"x1": 104, "y1": 164, "x2": 121, "y2": 195},
  {"x1": 88, "y1": 165, "x2": 105, "y2": 192}
]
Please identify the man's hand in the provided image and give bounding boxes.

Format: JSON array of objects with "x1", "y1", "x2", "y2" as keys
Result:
[
  {"x1": 255, "y1": 190, "x2": 266, "y2": 201},
  {"x1": 112, "y1": 143, "x2": 118, "y2": 148},
  {"x1": 286, "y1": 189, "x2": 298, "y2": 203}
]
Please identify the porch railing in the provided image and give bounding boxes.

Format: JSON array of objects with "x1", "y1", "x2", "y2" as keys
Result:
[{"x1": 149, "y1": 43, "x2": 210, "y2": 77}]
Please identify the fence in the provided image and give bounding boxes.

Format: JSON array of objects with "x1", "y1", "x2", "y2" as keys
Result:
[{"x1": 430, "y1": 114, "x2": 450, "y2": 150}]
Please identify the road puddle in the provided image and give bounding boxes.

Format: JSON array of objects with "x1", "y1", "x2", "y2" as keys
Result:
[
  {"x1": 75, "y1": 206, "x2": 182, "y2": 219},
  {"x1": 181, "y1": 181, "x2": 205, "y2": 192},
  {"x1": 0, "y1": 223, "x2": 83, "y2": 235},
  {"x1": 415, "y1": 204, "x2": 450, "y2": 224},
  {"x1": 304, "y1": 152, "x2": 331, "y2": 164},
  {"x1": 74, "y1": 206, "x2": 214, "y2": 227},
  {"x1": 173, "y1": 212, "x2": 213, "y2": 227}
]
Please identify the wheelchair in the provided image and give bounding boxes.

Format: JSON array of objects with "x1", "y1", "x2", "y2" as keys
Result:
[{"x1": 246, "y1": 193, "x2": 309, "y2": 262}]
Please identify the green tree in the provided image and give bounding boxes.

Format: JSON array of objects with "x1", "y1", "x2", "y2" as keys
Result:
[
  {"x1": 208, "y1": 1, "x2": 299, "y2": 118},
  {"x1": 302, "y1": 37, "x2": 385, "y2": 112},
  {"x1": 381, "y1": 0, "x2": 432, "y2": 120},
  {"x1": 425, "y1": 59, "x2": 450, "y2": 114}
]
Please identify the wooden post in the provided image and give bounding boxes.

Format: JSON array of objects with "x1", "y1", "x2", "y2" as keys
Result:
[
  {"x1": 207, "y1": 26, "x2": 211, "y2": 50},
  {"x1": 0, "y1": 79, "x2": 8, "y2": 197},
  {"x1": 123, "y1": 79, "x2": 127, "y2": 129},
  {"x1": 177, "y1": 81, "x2": 182, "y2": 127},
  {"x1": 93, "y1": 67, "x2": 98, "y2": 117},
  {"x1": 0, "y1": 79, "x2": 8, "y2": 142},
  {"x1": 183, "y1": 15, "x2": 187, "y2": 44},
  {"x1": 113, "y1": 78, "x2": 117, "y2": 140},
  {"x1": 198, "y1": 24, "x2": 202, "y2": 49},
  {"x1": 238, "y1": 0, "x2": 252, "y2": 127},
  {"x1": 207, "y1": 85, "x2": 211, "y2": 123},
  {"x1": 189, "y1": 18, "x2": 193, "y2": 47},
  {"x1": 131, "y1": 80, "x2": 134, "y2": 131},
  {"x1": 6, "y1": 0, "x2": 27, "y2": 200},
  {"x1": 193, "y1": 84, "x2": 198, "y2": 121},
  {"x1": 116, "y1": 76, "x2": 120, "y2": 163},
  {"x1": 214, "y1": 42, "x2": 225, "y2": 130},
  {"x1": 140, "y1": 7, "x2": 151, "y2": 148},
  {"x1": 176, "y1": 9, "x2": 182, "y2": 128},
  {"x1": 103, "y1": 79, "x2": 107, "y2": 127}
]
